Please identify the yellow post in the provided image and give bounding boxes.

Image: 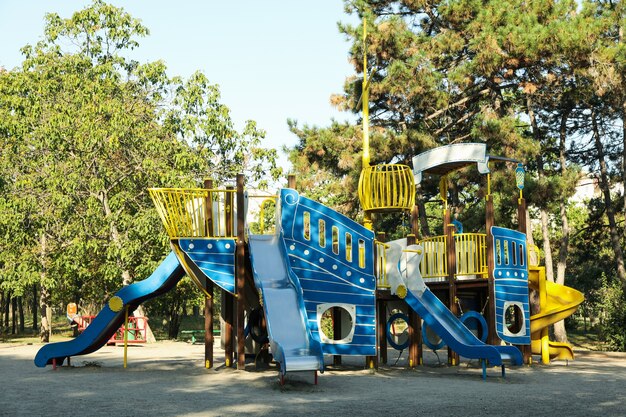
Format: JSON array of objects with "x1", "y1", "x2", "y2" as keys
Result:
[
  {"x1": 123, "y1": 305, "x2": 129, "y2": 369},
  {"x1": 362, "y1": 17, "x2": 370, "y2": 168}
]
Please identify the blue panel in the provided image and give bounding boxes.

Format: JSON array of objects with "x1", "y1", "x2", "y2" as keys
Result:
[
  {"x1": 492, "y1": 227, "x2": 531, "y2": 345},
  {"x1": 279, "y1": 189, "x2": 377, "y2": 356},
  {"x1": 35, "y1": 252, "x2": 185, "y2": 367},
  {"x1": 179, "y1": 238, "x2": 236, "y2": 294}
]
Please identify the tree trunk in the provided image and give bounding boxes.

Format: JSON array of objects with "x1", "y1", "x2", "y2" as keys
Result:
[
  {"x1": 527, "y1": 95, "x2": 555, "y2": 283},
  {"x1": 554, "y1": 111, "x2": 572, "y2": 343},
  {"x1": 39, "y1": 285, "x2": 52, "y2": 342},
  {"x1": 18, "y1": 296, "x2": 24, "y2": 334},
  {"x1": 100, "y1": 189, "x2": 156, "y2": 343},
  {"x1": 2, "y1": 291, "x2": 9, "y2": 330},
  {"x1": 592, "y1": 110, "x2": 626, "y2": 287},
  {"x1": 32, "y1": 284, "x2": 38, "y2": 331},
  {"x1": 11, "y1": 297, "x2": 17, "y2": 335},
  {"x1": 416, "y1": 186, "x2": 430, "y2": 237},
  {"x1": 39, "y1": 233, "x2": 52, "y2": 343}
]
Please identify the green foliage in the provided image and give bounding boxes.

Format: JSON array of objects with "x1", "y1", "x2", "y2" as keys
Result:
[
  {"x1": 0, "y1": 1, "x2": 279, "y2": 332},
  {"x1": 596, "y1": 274, "x2": 626, "y2": 351}
]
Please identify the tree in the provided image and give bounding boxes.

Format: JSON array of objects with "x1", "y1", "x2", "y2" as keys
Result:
[{"x1": 0, "y1": 1, "x2": 279, "y2": 341}]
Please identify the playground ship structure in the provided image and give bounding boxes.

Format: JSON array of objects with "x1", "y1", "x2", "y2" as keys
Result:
[{"x1": 34, "y1": 142, "x2": 583, "y2": 382}]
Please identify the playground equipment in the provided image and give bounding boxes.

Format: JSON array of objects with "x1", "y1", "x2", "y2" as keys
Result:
[
  {"x1": 529, "y1": 263, "x2": 584, "y2": 364},
  {"x1": 34, "y1": 142, "x2": 582, "y2": 382}
]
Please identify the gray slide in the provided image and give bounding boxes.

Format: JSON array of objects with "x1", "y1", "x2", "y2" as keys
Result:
[{"x1": 247, "y1": 234, "x2": 324, "y2": 380}]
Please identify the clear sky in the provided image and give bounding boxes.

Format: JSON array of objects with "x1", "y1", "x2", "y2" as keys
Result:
[{"x1": 0, "y1": 1, "x2": 358, "y2": 171}]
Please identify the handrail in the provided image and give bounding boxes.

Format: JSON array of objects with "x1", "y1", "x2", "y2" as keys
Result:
[
  {"x1": 416, "y1": 235, "x2": 448, "y2": 280},
  {"x1": 148, "y1": 187, "x2": 237, "y2": 239},
  {"x1": 375, "y1": 240, "x2": 390, "y2": 288},
  {"x1": 454, "y1": 233, "x2": 488, "y2": 278},
  {"x1": 246, "y1": 194, "x2": 278, "y2": 235}
]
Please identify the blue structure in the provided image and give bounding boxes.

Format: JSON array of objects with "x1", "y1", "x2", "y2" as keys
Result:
[
  {"x1": 35, "y1": 252, "x2": 185, "y2": 367},
  {"x1": 492, "y1": 226, "x2": 531, "y2": 345},
  {"x1": 178, "y1": 238, "x2": 236, "y2": 293},
  {"x1": 278, "y1": 189, "x2": 377, "y2": 357}
]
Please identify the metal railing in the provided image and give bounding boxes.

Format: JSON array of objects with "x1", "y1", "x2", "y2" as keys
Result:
[
  {"x1": 454, "y1": 233, "x2": 487, "y2": 278},
  {"x1": 417, "y1": 235, "x2": 448, "y2": 280},
  {"x1": 246, "y1": 194, "x2": 278, "y2": 235},
  {"x1": 358, "y1": 164, "x2": 415, "y2": 212},
  {"x1": 375, "y1": 240, "x2": 390, "y2": 288},
  {"x1": 148, "y1": 188, "x2": 236, "y2": 239}
]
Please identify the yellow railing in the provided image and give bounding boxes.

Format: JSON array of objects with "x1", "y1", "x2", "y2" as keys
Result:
[
  {"x1": 417, "y1": 235, "x2": 448, "y2": 280},
  {"x1": 454, "y1": 233, "x2": 488, "y2": 278},
  {"x1": 246, "y1": 194, "x2": 278, "y2": 235},
  {"x1": 358, "y1": 164, "x2": 415, "y2": 213},
  {"x1": 148, "y1": 188, "x2": 236, "y2": 239},
  {"x1": 375, "y1": 240, "x2": 390, "y2": 288},
  {"x1": 528, "y1": 244, "x2": 540, "y2": 267}
]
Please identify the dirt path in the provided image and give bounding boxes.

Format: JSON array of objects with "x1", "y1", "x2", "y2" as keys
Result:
[{"x1": 1, "y1": 341, "x2": 625, "y2": 416}]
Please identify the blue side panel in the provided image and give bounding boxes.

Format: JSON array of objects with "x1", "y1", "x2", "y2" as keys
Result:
[
  {"x1": 179, "y1": 238, "x2": 236, "y2": 294},
  {"x1": 492, "y1": 226, "x2": 531, "y2": 345},
  {"x1": 35, "y1": 252, "x2": 185, "y2": 367},
  {"x1": 279, "y1": 189, "x2": 377, "y2": 356},
  {"x1": 404, "y1": 288, "x2": 523, "y2": 365}
]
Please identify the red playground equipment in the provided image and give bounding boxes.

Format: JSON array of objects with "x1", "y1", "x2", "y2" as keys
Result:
[{"x1": 67, "y1": 303, "x2": 147, "y2": 345}]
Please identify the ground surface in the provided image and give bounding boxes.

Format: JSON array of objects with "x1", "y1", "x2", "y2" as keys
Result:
[{"x1": 1, "y1": 341, "x2": 625, "y2": 417}]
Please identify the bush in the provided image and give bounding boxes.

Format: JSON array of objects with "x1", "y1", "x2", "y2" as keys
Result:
[{"x1": 596, "y1": 274, "x2": 626, "y2": 351}]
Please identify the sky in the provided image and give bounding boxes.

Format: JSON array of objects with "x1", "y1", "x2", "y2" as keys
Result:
[{"x1": 0, "y1": 0, "x2": 359, "y2": 171}]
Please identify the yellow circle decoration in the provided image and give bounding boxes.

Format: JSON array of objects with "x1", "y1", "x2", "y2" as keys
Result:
[{"x1": 108, "y1": 296, "x2": 124, "y2": 312}]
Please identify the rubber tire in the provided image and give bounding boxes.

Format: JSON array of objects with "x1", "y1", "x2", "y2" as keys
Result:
[
  {"x1": 422, "y1": 321, "x2": 445, "y2": 351},
  {"x1": 386, "y1": 313, "x2": 410, "y2": 351},
  {"x1": 459, "y1": 311, "x2": 488, "y2": 343}
]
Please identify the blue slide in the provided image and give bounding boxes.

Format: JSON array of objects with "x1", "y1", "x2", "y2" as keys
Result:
[
  {"x1": 35, "y1": 252, "x2": 185, "y2": 367},
  {"x1": 399, "y1": 244, "x2": 522, "y2": 376},
  {"x1": 248, "y1": 234, "x2": 324, "y2": 381}
]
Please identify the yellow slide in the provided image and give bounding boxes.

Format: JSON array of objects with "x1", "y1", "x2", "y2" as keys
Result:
[{"x1": 528, "y1": 266, "x2": 584, "y2": 364}]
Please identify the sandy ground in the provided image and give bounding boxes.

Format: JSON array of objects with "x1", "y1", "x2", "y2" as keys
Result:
[{"x1": 1, "y1": 341, "x2": 625, "y2": 417}]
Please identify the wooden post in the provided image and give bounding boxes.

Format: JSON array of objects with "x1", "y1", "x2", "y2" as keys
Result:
[
  {"x1": 486, "y1": 195, "x2": 500, "y2": 346},
  {"x1": 223, "y1": 182, "x2": 236, "y2": 367},
  {"x1": 445, "y1": 208, "x2": 459, "y2": 365},
  {"x1": 410, "y1": 205, "x2": 420, "y2": 240},
  {"x1": 517, "y1": 196, "x2": 532, "y2": 364},
  {"x1": 204, "y1": 179, "x2": 214, "y2": 237},
  {"x1": 333, "y1": 307, "x2": 342, "y2": 366},
  {"x1": 376, "y1": 231, "x2": 387, "y2": 366},
  {"x1": 287, "y1": 174, "x2": 296, "y2": 189},
  {"x1": 204, "y1": 280, "x2": 214, "y2": 369},
  {"x1": 406, "y1": 232, "x2": 422, "y2": 367},
  {"x1": 236, "y1": 174, "x2": 246, "y2": 370},
  {"x1": 203, "y1": 179, "x2": 214, "y2": 369},
  {"x1": 223, "y1": 291, "x2": 234, "y2": 367}
]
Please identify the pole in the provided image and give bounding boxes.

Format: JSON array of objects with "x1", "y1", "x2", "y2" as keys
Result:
[
  {"x1": 204, "y1": 179, "x2": 214, "y2": 369},
  {"x1": 123, "y1": 305, "x2": 129, "y2": 369},
  {"x1": 236, "y1": 174, "x2": 246, "y2": 370}
]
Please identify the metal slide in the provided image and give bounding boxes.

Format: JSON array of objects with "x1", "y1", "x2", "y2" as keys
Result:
[
  {"x1": 399, "y1": 245, "x2": 523, "y2": 376},
  {"x1": 248, "y1": 234, "x2": 324, "y2": 380},
  {"x1": 35, "y1": 251, "x2": 185, "y2": 367}
]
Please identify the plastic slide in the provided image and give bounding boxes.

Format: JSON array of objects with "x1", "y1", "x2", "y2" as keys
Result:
[
  {"x1": 247, "y1": 234, "x2": 324, "y2": 381},
  {"x1": 35, "y1": 251, "x2": 185, "y2": 367},
  {"x1": 399, "y1": 244, "x2": 523, "y2": 376},
  {"x1": 528, "y1": 267, "x2": 584, "y2": 363}
]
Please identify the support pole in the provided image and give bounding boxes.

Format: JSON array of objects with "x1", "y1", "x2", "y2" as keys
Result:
[
  {"x1": 224, "y1": 183, "x2": 235, "y2": 367},
  {"x1": 287, "y1": 174, "x2": 296, "y2": 189},
  {"x1": 445, "y1": 208, "x2": 459, "y2": 366},
  {"x1": 517, "y1": 196, "x2": 532, "y2": 364},
  {"x1": 123, "y1": 305, "x2": 129, "y2": 369},
  {"x1": 486, "y1": 194, "x2": 500, "y2": 346},
  {"x1": 406, "y1": 232, "x2": 422, "y2": 367},
  {"x1": 204, "y1": 179, "x2": 214, "y2": 369},
  {"x1": 376, "y1": 231, "x2": 387, "y2": 366},
  {"x1": 236, "y1": 174, "x2": 246, "y2": 370}
]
